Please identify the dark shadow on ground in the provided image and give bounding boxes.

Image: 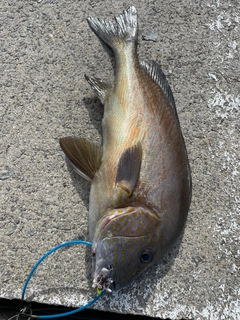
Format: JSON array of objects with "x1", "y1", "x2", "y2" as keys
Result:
[{"x1": 0, "y1": 297, "x2": 175, "y2": 320}]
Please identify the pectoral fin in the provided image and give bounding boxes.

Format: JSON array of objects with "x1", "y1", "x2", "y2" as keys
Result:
[
  {"x1": 115, "y1": 142, "x2": 142, "y2": 196},
  {"x1": 60, "y1": 137, "x2": 102, "y2": 181},
  {"x1": 85, "y1": 75, "x2": 112, "y2": 104}
]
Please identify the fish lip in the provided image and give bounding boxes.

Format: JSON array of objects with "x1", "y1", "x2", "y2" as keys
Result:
[{"x1": 92, "y1": 265, "x2": 114, "y2": 292}]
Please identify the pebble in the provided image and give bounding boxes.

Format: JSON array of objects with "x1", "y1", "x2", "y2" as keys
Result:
[
  {"x1": 142, "y1": 30, "x2": 159, "y2": 42},
  {"x1": 0, "y1": 166, "x2": 15, "y2": 180}
]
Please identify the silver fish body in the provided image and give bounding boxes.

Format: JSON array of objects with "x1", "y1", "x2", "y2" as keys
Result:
[{"x1": 60, "y1": 6, "x2": 191, "y2": 291}]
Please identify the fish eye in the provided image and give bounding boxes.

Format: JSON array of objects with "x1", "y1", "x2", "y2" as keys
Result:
[{"x1": 140, "y1": 249, "x2": 153, "y2": 263}]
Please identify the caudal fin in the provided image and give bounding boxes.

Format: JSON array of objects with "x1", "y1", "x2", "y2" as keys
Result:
[{"x1": 87, "y1": 6, "x2": 138, "y2": 51}]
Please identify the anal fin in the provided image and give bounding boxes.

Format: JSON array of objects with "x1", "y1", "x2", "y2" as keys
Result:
[
  {"x1": 115, "y1": 142, "x2": 142, "y2": 196},
  {"x1": 60, "y1": 137, "x2": 102, "y2": 181}
]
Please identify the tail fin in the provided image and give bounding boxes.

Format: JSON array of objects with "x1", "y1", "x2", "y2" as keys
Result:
[{"x1": 87, "y1": 6, "x2": 138, "y2": 51}]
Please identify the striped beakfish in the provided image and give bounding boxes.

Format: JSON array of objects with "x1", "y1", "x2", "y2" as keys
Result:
[{"x1": 60, "y1": 6, "x2": 191, "y2": 292}]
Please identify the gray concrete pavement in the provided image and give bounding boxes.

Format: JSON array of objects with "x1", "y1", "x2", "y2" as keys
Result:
[{"x1": 1, "y1": 1, "x2": 239, "y2": 319}]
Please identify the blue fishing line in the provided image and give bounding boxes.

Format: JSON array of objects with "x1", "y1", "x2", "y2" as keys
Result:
[
  {"x1": 37, "y1": 290, "x2": 106, "y2": 319},
  {"x1": 20, "y1": 240, "x2": 106, "y2": 319}
]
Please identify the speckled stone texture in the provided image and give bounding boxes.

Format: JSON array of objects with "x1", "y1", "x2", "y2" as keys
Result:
[{"x1": 0, "y1": 1, "x2": 239, "y2": 319}]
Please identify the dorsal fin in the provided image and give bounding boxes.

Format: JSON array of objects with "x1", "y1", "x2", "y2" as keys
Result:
[
  {"x1": 59, "y1": 137, "x2": 102, "y2": 181},
  {"x1": 141, "y1": 60, "x2": 177, "y2": 116},
  {"x1": 115, "y1": 142, "x2": 142, "y2": 196},
  {"x1": 85, "y1": 75, "x2": 112, "y2": 104}
]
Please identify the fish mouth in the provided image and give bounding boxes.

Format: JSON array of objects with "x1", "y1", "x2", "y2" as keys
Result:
[{"x1": 92, "y1": 265, "x2": 114, "y2": 292}]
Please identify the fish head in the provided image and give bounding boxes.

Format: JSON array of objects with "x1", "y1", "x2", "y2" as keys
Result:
[{"x1": 92, "y1": 206, "x2": 161, "y2": 291}]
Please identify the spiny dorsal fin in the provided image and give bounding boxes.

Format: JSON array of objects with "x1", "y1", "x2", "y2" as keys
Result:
[
  {"x1": 141, "y1": 60, "x2": 177, "y2": 116},
  {"x1": 115, "y1": 142, "x2": 142, "y2": 196},
  {"x1": 60, "y1": 137, "x2": 102, "y2": 181},
  {"x1": 85, "y1": 75, "x2": 111, "y2": 104}
]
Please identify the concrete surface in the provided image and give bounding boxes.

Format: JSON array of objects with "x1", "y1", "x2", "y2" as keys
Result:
[{"x1": 1, "y1": 0, "x2": 239, "y2": 319}]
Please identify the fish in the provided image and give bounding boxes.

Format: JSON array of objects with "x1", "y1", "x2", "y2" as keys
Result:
[{"x1": 59, "y1": 6, "x2": 191, "y2": 292}]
